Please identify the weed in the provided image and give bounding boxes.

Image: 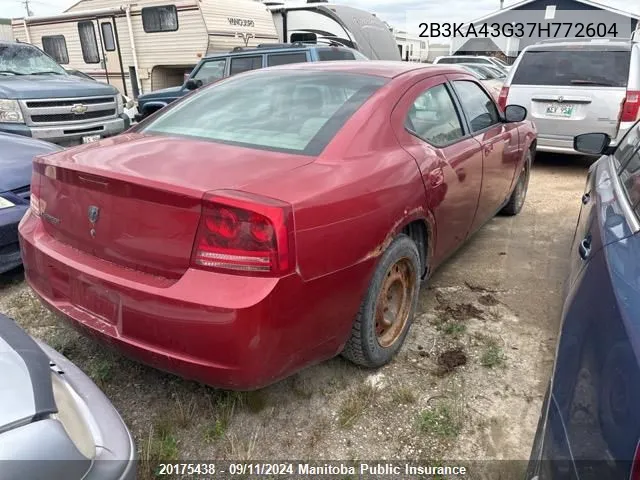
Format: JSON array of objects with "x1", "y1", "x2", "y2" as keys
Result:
[
  {"x1": 87, "y1": 357, "x2": 114, "y2": 386},
  {"x1": 203, "y1": 419, "x2": 227, "y2": 443},
  {"x1": 391, "y1": 385, "x2": 417, "y2": 405},
  {"x1": 481, "y1": 338, "x2": 505, "y2": 368},
  {"x1": 417, "y1": 404, "x2": 461, "y2": 438},
  {"x1": 338, "y1": 383, "x2": 377, "y2": 428},
  {"x1": 442, "y1": 321, "x2": 466, "y2": 337},
  {"x1": 139, "y1": 417, "x2": 180, "y2": 480}
]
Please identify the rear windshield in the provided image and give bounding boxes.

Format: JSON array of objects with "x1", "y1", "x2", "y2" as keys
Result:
[
  {"x1": 317, "y1": 49, "x2": 356, "y2": 61},
  {"x1": 511, "y1": 49, "x2": 630, "y2": 87},
  {"x1": 142, "y1": 70, "x2": 387, "y2": 156}
]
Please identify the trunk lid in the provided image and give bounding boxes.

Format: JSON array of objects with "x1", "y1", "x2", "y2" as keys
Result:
[
  {"x1": 508, "y1": 46, "x2": 631, "y2": 144},
  {"x1": 34, "y1": 133, "x2": 314, "y2": 278}
]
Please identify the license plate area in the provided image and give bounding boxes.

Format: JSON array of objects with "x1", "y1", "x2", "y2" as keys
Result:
[
  {"x1": 70, "y1": 279, "x2": 118, "y2": 324},
  {"x1": 82, "y1": 134, "x2": 101, "y2": 144},
  {"x1": 545, "y1": 103, "x2": 575, "y2": 118}
]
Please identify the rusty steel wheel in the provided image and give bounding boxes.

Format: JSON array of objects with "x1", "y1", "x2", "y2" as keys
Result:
[
  {"x1": 342, "y1": 234, "x2": 421, "y2": 368},
  {"x1": 375, "y1": 258, "x2": 415, "y2": 348}
]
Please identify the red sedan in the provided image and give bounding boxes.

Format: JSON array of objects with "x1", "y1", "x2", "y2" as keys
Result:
[{"x1": 19, "y1": 62, "x2": 536, "y2": 390}]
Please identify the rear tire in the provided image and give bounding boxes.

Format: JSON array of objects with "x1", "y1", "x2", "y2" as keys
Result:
[
  {"x1": 342, "y1": 234, "x2": 421, "y2": 368},
  {"x1": 501, "y1": 149, "x2": 532, "y2": 216}
]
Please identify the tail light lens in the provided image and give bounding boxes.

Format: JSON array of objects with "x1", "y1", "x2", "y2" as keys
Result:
[
  {"x1": 621, "y1": 91, "x2": 640, "y2": 123},
  {"x1": 190, "y1": 190, "x2": 295, "y2": 276},
  {"x1": 631, "y1": 440, "x2": 640, "y2": 480},
  {"x1": 497, "y1": 86, "x2": 509, "y2": 111}
]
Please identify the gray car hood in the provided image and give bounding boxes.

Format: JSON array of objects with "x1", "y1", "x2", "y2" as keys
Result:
[
  {"x1": 0, "y1": 314, "x2": 56, "y2": 432},
  {"x1": 0, "y1": 74, "x2": 118, "y2": 100}
]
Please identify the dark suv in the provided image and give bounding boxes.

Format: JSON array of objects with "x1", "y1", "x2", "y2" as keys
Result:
[{"x1": 135, "y1": 43, "x2": 367, "y2": 120}]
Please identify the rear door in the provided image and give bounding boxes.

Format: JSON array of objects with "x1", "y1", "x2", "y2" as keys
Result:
[{"x1": 508, "y1": 46, "x2": 630, "y2": 146}]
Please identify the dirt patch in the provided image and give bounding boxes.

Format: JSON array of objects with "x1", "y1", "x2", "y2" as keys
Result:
[
  {"x1": 479, "y1": 294, "x2": 500, "y2": 307},
  {"x1": 436, "y1": 302, "x2": 484, "y2": 322},
  {"x1": 435, "y1": 347, "x2": 468, "y2": 376}
]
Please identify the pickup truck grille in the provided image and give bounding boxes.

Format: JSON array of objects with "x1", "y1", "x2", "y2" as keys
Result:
[
  {"x1": 31, "y1": 109, "x2": 116, "y2": 123},
  {"x1": 20, "y1": 96, "x2": 118, "y2": 127}
]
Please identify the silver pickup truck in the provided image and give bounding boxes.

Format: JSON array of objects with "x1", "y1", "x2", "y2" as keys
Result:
[{"x1": 0, "y1": 40, "x2": 129, "y2": 147}]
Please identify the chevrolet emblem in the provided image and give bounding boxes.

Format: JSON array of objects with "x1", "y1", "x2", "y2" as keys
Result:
[{"x1": 70, "y1": 103, "x2": 88, "y2": 115}]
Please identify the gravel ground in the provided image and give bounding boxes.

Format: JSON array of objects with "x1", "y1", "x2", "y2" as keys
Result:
[{"x1": 0, "y1": 152, "x2": 591, "y2": 479}]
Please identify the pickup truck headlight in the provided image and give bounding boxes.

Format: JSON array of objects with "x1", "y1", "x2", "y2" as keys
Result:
[
  {"x1": 0, "y1": 196, "x2": 15, "y2": 209},
  {"x1": 0, "y1": 99, "x2": 24, "y2": 123},
  {"x1": 116, "y1": 94, "x2": 124, "y2": 114},
  {"x1": 51, "y1": 372, "x2": 96, "y2": 459}
]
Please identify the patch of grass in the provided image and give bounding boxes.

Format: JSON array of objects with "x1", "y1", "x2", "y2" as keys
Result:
[
  {"x1": 174, "y1": 394, "x2": 198, "y2": 429},
  {"x1": 203, "y1": 419, "x2": 227, "y2": 443},
  {"x1": 442, "y1": 321, "x2": 467, "y2": 337},
  {"x1": 391, "y1": 385, "x2": 417, "y2": 405},
  {"x1": 86, "y1": 357, "x2": 115, "y2": 386},
  {"x1": 338, "y1": 383, "x2": 377, "y2": 428},
  {"x1": 480, "y1": 338, "x2": 505, "y2": 368},
  {"x1": 139, "y1": 416, "x2": 180, "y2": 480},
  {"x1": 417, "y1": 403, "x2": 462, "y2": 438}
]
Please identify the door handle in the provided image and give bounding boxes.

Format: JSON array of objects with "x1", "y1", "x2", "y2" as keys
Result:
[
  {"x1": 579, "y1": 236, "x2": 592, "y2": 260},
  {"x1": 582, "y1": 193, "x2": 590, "y2": 205}
]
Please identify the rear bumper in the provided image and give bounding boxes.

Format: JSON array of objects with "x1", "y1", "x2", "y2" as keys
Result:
[
  {"x1": 0, "y1": 115, "x2": 130, "y2": 147},
  {"x1": 535, "y1": 122, "x2": 632, "y2": 155},
  {"x1": 19, "y1": 211, "x2": 368, "y2": 390},
  {"x1": 0, "y1": 205, "x2": 28, "y2": 273},
  {"x1": 38, "y1": 341, "x2": 136, "y2": 480}
]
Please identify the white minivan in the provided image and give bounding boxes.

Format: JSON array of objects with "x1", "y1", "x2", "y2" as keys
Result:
[{"x1": 498, "y1": 37, "x2": 640, "y2": 155}]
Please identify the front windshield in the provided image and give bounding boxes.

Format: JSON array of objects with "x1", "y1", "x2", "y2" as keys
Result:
[
  {"x1": 0, "y1": 43, "x2": 67, "y2": 76},
  {"x1": 142, "y1": 70, "x2": 387, "y2": 156}
]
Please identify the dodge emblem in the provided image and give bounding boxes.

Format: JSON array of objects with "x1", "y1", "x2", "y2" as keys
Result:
[{"x1": 88, "y1": 205, "x2": 100, "y2": 224}]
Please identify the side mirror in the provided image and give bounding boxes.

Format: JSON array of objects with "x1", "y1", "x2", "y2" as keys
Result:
[
  {"x1": 504, "y1": 104, "x2": 527, "y2": 122},
  {"x1": 574, "y1": 133, "x2": 611, "y2": 156},
  {"x1": 184, "y1": 79, "x2": 202, "y2": 91}
]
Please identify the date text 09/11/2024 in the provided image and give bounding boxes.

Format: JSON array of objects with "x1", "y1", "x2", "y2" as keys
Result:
[
  {"x1": 419, "y1": 22, "x2": 619, "y2": 38},
  {"x1": 155, "y1": 462, "x2": 469, "y2": 477}
]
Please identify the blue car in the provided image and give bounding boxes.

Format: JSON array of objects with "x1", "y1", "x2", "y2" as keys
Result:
[
  {"x1": 0, "y1": 133, "x2": 61, "y2": 273},
  {"x1": 527, "y1": 120, "x2": 640, "y2": 479}
]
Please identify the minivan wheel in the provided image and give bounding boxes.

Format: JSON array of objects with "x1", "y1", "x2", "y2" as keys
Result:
[
  {"x1": 501, "y1": 149, "x2": 532, "y2": 216},
  {"x1": 342, "y1": 234, "x2": 421, "y2": 368}
]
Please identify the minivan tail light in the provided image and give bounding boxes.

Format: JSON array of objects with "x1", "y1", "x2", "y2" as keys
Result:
[
  {"x1": 497, "y1": 86, "x2": 509, "y2": 111},
  {"x1": 190, "y1": 190, "x2": 295, "y2": 276},
  {"x1": 621, "y1": 91, "x2": 640, "y2": 123}
]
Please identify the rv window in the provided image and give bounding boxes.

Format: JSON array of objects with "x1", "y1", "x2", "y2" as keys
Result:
[
  {"x1": 229, "y1": 56, "x2": 263, "y2": 76},
  {"x1": 142, "y1": 5, "x2": 179, "y2": 33},
  {"x1": 267, "y1": 52, "x2": 308, "y2": 67},
  {"x1": 77, "y1": 21, "x2": 100, "y2": 64},
  {"x1": 101, "y1": 22, "x2": 116, "y2": 51},
  {"x1": 42, "y1": 35, "x2": 69, "y2": 64},
  {"x1": 317, "y1": 49, "x2": 356, "y2": 61}
]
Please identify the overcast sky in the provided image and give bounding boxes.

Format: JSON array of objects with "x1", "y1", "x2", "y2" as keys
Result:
[{"x1": 5, "y1": 0, "x2": 640, "y2": 28}]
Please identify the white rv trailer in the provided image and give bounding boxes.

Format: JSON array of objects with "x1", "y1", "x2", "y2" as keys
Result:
[
  {"x1": 11, "y1": 0, "x2": 279, "y2": 97},
  {"x1": 266, "y1": 2, "x2": 401, "y2": 61}
]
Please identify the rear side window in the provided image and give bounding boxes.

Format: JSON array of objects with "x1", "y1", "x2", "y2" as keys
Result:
[
  {"x1": 512, "y1": 49, "x2": 630, "y2": 87},
  {"x1": 42, "y1": 35, "x2": 68, "y2": 64},
  {"x1": 77, "y1": 21, "x2": 99, "y2": 64},
  {"x1": 317, "y1": 49, "x2": 356, "y2": 61},
  {"x1": 452, "y1": 80, "x2": 500, "y2": 132},
  {"x1": 267, "y1": 52, "x2": 308, "y2": 67},
  {"x1": 142, "y1": 71, "x2": 387, "y2": 156},
  {"x1": 406, "y1": 84, "x2": 464, "y2": 147},
  {"x1": 229, "y1": 56, "x2": 262, "y2": 75}
]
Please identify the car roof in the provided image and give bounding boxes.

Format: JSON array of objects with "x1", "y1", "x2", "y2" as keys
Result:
[
  {"x1": 527, "y1": 38, "x2": 632, "y2": 51},
  {"x1": 203, "y1": 43, "x2": 357, "y2": 60},
  {"x1": 261, "y1": 60, "x2": 462, "y2": 79}
]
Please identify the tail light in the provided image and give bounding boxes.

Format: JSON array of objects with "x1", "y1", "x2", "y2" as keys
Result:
[
  {"x1": 631, "y1": 440, "x2": 640, "y2": 480},
  {"x1": 497, "y1": 86, "x2": 509, "y2": 111},
  {"x1": 190, "y1": 190, "x2": 295, "y2": 276},
  {"x1": 621, "y1": 91, "x2": 640, "y2": 123}
]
